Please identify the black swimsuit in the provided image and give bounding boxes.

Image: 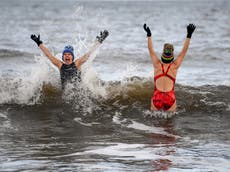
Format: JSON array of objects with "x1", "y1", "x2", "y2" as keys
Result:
[{"x1": 60, "y1": 62, "x2": 81, "y2": 89}]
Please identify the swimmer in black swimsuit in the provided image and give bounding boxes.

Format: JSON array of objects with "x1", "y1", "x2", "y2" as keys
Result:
[{"x1": 31, "y1": 30, "x2": 109, "y2": 89}]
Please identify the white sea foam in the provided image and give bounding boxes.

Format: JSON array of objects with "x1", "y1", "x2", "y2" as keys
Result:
[
  {"x1": 53, "y1": 140, "x2": 230, "y2": 172},
  {"x1": 81, "y1": 48, "x2": 107, "y2": 98},
  {"x1": 55, "y1": 142, "x2": 167, "y2": 161},
  {"x1": 0, "y1": 112, "x2": 15, "y2": 130},
  {"x1": 84, "y1": 143, "x2": 162, "y2": 160},
  {"x1": 113, "y1": 112, "x2": 178, "y2": 138},
  {"x1": 226, "y1": 104, "x2": 230, "y2": 111},
  {"x1": 0, "y1": 65, "x2": 47, "y2": 104},
  {"x1": 169, "y1": 142, "x2": 230, "y2": 172},
  {"x1": 74, "y1": 117, "x2": 100, "y2": 126},
  {"x1": 143, "y1": 110, "x2": 176, "y2": 119},
  {"x1": 0, "y1": 112, "x2": 7, "y2": 119}
]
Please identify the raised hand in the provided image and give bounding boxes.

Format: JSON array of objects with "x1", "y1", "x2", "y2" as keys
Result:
[
  {"x1": 143, "y1": 24, "x2": 151, "y2": 37},
  {"x1": 187, "y1": 24, "x2": 196, "y2": 38},
  {"x1": 96, "y1": 30, "x2": 109, "y2": 43},
  {"x1": 31, "y1": 34, "x2": 43, "y2": 46}
]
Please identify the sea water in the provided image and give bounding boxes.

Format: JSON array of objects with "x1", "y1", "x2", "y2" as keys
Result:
[{"x1": 0, "y1": 0, "x2": 230, "y2": 171}]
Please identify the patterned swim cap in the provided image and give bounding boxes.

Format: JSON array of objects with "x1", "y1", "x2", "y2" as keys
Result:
[{"x1": 161, "y1": 43, "x2": 174, "y2": 63}]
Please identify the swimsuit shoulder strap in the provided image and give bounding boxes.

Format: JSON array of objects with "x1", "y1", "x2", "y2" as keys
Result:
[
  {"x1": 165, "y1": 63, "x2": 172, "y2": 74},
  {"x1": 154, "y1": 63, "x2": 175, "y2": 83},
  {"x1": 165, "y1": 63, "x2": 176, "y2": 83},
  {"x1": 161, "y1": 63, "x2": 165, "y2": 73},
  {"x1": 154, "y1": 64, "x2": 165, "y2": 81}
]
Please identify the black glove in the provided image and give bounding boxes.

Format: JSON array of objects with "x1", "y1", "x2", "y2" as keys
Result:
[
  {"x1": 96, "y1": 30, "x2": 109, "y2": 43},
  {"x1": 187, "y1": 24, "x2": 196, "y2": 38},
  {"x1": 31, "y1": 34, "x2": 43, "y2": 46},
  {"x1": 143, "y1": 24, "x2": 151, "y2": 37}
]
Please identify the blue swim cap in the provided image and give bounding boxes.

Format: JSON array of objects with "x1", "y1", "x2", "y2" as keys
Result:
[{"x1": 62, "y1": 45, "x2": 74, "y2": 61}]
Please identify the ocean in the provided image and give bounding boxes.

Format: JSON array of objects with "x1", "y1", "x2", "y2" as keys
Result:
[{"x1": 0, "y1": 0, "x2": 230, "y2": 171}]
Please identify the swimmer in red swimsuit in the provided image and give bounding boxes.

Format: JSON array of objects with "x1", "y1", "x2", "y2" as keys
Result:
[
  {"x1": 153, "y1": 62, "x2": 176, "y2": 111},
  {"x1": 143, "y1": 23, "x2": 196, "y2": 111}
]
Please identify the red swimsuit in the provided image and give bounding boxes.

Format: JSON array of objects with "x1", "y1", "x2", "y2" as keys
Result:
[{"x1": 152, "y1": 63, "x2": 176, "y2": 111}]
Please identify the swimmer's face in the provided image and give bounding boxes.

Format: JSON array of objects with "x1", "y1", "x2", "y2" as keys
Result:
[{"x1": 63, "y1": 52, "x2": 73, "y2": 64}]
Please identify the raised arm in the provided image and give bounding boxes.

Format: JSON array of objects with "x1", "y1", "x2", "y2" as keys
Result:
[
  {"x1": 75, "y1": 30, "x2": 109, "y2": 69},
  {"x1": 39, "y1": 44, "x2": 62, "y2": 69},
  {"x1": 143, "y1": 24, "x2": 160, "y2": 67},
  {"x1": 76, "y1": 41, "x2": 100, "y2": 68},
  {"x1": 174, "y1": 24, "x2": 196, "y2": 69},
  {"x1": 31, "y1": 34, "x2": 62, "y2": 69}
]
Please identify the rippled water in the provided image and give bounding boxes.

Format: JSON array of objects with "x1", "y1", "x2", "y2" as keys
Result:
[{"x1": 0, "y1": 0, "x2": 230, "y2": 171}]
